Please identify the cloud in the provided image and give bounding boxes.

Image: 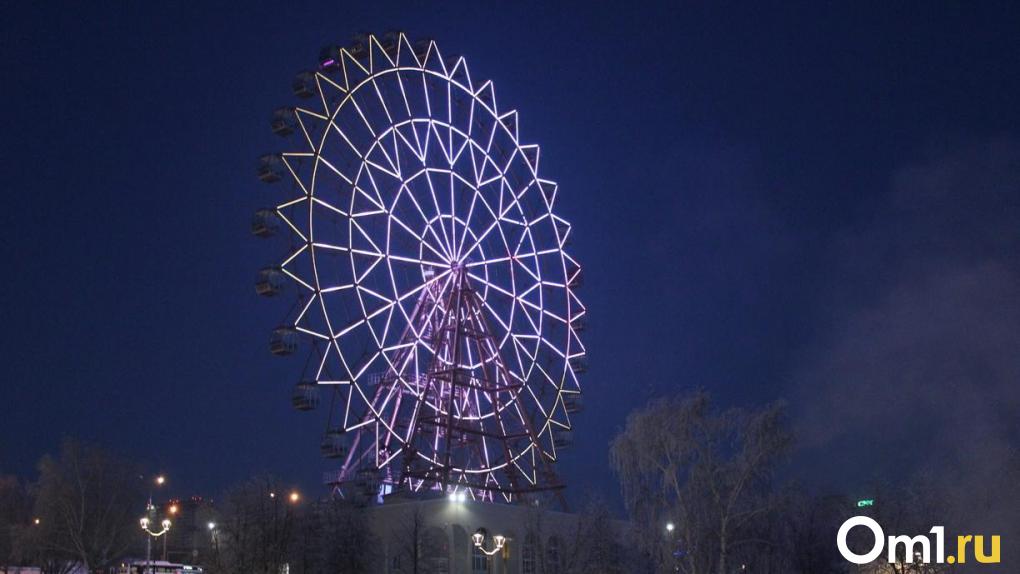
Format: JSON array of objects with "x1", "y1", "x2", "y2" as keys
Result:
[{"x1": 791, "y1": 139, "x2": 1020, "y2": 550}]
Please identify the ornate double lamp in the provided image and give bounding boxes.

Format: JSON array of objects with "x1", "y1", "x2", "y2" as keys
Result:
[{"x1": 472, "y1": 528, "x2": 506, "y2": 556}]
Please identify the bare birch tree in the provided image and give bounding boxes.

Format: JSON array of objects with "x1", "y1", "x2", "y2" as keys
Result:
[
  {"x1": 31, "y1": 439, "x2": 143, "y2": 574},
  {"x1": 609, "y1": 391, "x2": 791, "y2": 574}
]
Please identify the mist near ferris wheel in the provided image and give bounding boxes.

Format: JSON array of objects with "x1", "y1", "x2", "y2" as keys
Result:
[{"x1": 254, "y1": 32, "x2": 587, "y2": 504}]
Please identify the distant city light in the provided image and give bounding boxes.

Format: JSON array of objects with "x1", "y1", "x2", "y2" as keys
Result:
[
  {"x1": 857, "y1": 499, "x2": 875, "y2": 508},
  {"x1": 666, "y1": 522, "x2": 675, "y2": 532},
  {"x1": 33, "y1": 518, "x2": 40, "y2": 525},
  {"x1": 168, "y1": 504, "x2": 179, "y2": 515},
  {"x1": 207, "y1": 522, "x2": 216, "y2": 530},
  {"x1": 156, "y1": 475, "x2": 166, "y2": 486},
  {"x1": 289, "y1": 491, "x2": 300, "y2": 503}
]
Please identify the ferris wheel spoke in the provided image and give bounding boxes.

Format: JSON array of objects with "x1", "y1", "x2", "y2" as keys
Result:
[
  {"x1": 467, "y1": 271, "x2": 541, "y2": 334},
  {"x1": 459, "y1": 179, "x2": 534, "y2": 265},
  {"x1": 454, "y1": 182, "x2": 484, "y2": 261},
  {"x1": 398, "y1": 180, "x2": 453, "y2": 261},
  {"x1": 462, "y1": 248, "x2": 559, "y2": 269},
  {"x1": 420, "y1": 168, "x2": 454, "y2": 257},
  {"x1": 385, "y1": 252, "x2": 447, "y2": 269},
  {"x1": 388, "y1": 214, "x2": 448, "y2": 265}
]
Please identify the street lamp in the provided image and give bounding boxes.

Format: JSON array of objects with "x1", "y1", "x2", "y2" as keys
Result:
[
  {"x1": 140, "y1": 516, "x2": 171, "y2": 574},
  {"x1": 472, "y1": 528, "x2": 507, "y2": 556},
  {"x1": 139, "y1": 474, "x2": 171, "y2": 574},
  {"x1": 666, "y1": 522, "x2": 675, "y2": 533}
]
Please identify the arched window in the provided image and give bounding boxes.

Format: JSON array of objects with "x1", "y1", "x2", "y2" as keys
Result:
[
  {"x1": 522, "y1": 533, "x2": 537, "y2": 574},
  {"x1": 546, "y1": 535, "x2": 562, "y2": 574},
  {"x1": 452, "y1": 524, "x2": 469, "y2": 574},
  {"x1": 423, "y1": 526, "x2": 450, "y2": 574}
]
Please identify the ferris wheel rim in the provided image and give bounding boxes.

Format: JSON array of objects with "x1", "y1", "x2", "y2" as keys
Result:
[{"x1": 265, "y1": 35, "x2": 586, "y2": 484}]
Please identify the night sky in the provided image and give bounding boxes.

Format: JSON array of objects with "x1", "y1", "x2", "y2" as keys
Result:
[{"x1": 3, "y1": 2, "x2": 1019, "y2": 506}]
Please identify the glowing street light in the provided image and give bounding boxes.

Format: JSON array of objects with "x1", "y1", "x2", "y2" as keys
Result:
[
  {"x1": 140, "y1": 516, "x2": 171, "y2": 574},
  {"x1": 289, "y1": 491, "x2": 301, "y2": 503},
  {"x1": 139, "y1": 474, "x2": 172, "y2": 574},
  {"x1": 472, "y1": 528, "x2": 507, "y2": 556},
  {"x1": 666, "y1": 522, "x2": 675, "y2": 533}
]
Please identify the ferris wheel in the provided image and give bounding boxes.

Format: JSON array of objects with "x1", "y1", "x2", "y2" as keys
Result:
[{"x1": 253, "y1": 32, "x2": 586, "y2": 503}]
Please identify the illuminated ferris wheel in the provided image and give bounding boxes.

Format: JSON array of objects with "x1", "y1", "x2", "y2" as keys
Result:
[{"x1": 253, "y1": 32, "x2": 586, "y2": 503}]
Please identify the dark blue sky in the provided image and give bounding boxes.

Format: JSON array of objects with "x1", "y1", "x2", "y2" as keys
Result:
[{"x1": 3, "y1": 2, "x2": 1019, "y2": 504}]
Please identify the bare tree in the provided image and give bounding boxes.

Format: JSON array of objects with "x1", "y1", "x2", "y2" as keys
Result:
[
  {"x1": 388, "y1": 504, "x2": 426, "y2": 574},
  {"x1": 610, "y1": 391, "x2": 792, "y2": 574},
  {"x1": 209, "y1": 476, "x2": 298, "y2": 574},
  {"x1": 31, "y1": 439, "x2": 143, "y2": 573},
  {"x1": 307, "y1": 498, "x2": 377, "y2": 574},
  {"x1": 522, "y1": 504, "x2": 549, "y2": 574},
  {"x1": 563, "y1": 496, "x2": 628, "y2": 574},
  {"x1": 0, "y1": 476, "x2": 32, "y2": 573},
  {"x1": 780, "y1": 491, "x2": 851, "y2": 574}
]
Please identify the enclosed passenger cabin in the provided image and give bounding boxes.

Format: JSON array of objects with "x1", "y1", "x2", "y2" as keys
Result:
[
  {"x1": 270, "y1": 107, "x2": 298, "y2": 136},
  {"x1": 318, "y1": 45, "x2": 343, "y2": 70},
  {"x1": 413, "y1": 38, "x2": 432, "y2": 59},
  {"x1": 256, "y1": 154, "x2": 286, "y2": 183},
  {"x1": 255, "y1": 267, "x2": 285, "y2": 297},
  {"x1": 569, "y1": 315, "x2": 587, "y2": 332},
  {"x1": 552, "y1": 429, "x2": 573, "y2": 449},
  {"x1": 292, "y1": 70, "x2": 318, "y2": 98},
  {"x1": 320, "y1": 429, "x2": 348, "y2": 459},
  {"x1": 251, "y1": 208, "x2": 279, "y2": 238},
  {"x1": 380, "y1": 31, "x2": 400, "y2": 55},
  {"x1": 349, "y1": 34, "x2": 369, "y2": 59},
  {"x1": 269, "y1": 326, "x2": 299, "y2": 356},
  {"x1": 355, "y1": 467, "x2": 381, "y2": 497},
  {"x1": 563, "y1": 393, "x2": 584, "y2": 414},
  {"x1": 568, "y1": 356, "x2": 588, "y2": 374},
  {"x1": 567, "y1": 266, "x2": 583, "y2": 289},
  {"x1": 291, "y1": 381, "x2": 319, "y2": 411}
]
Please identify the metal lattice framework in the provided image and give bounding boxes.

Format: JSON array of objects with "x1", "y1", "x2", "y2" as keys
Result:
[{"x1": 255, "y1": 32, "x2": 586, "y2": 503}]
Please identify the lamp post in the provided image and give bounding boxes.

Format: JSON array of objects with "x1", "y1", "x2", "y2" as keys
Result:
[
  {"x1": 140, "y1": 512, "x2": 171, "y2": 574},
  {"x1": 472, "y1": 529, "x2": 506, "y2": 573},
  {"x1": 139, "y1": 474, "x2": 170, "y2": 573},
  {"x1": 664, "y1": 521, "x2": 679, "y2": 573}
]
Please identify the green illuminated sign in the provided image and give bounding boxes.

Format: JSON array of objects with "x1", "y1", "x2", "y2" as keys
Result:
[{"x1": 856, "y1": 499, "x2": 875, "y2": 508}]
